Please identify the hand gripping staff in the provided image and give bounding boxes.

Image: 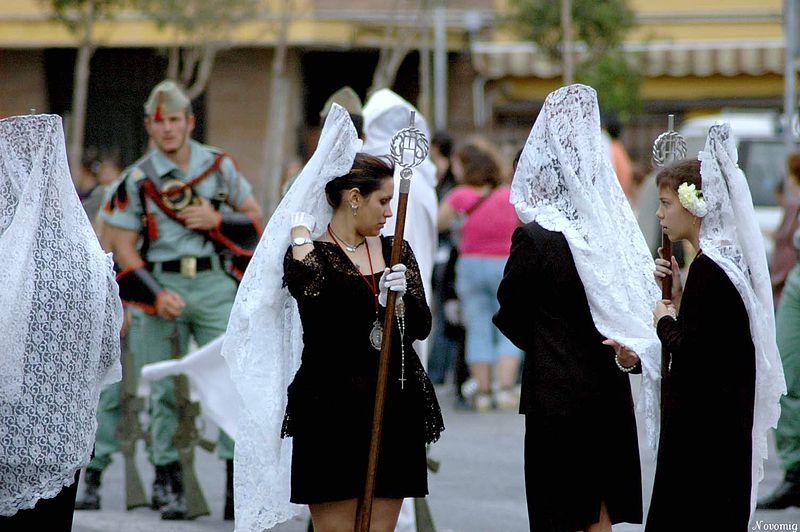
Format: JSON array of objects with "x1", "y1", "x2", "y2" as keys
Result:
[
  {"x1": 651, "y1": 114, "x2": 687, "y2": 419},
  {"x1": 355, "y1": 112, "x2": 429, "y2": 532}
]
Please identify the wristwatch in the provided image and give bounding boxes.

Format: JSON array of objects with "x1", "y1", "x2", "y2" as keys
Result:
[{"x1": 292, "y1": 236, "x2": 313, "y2": 247}]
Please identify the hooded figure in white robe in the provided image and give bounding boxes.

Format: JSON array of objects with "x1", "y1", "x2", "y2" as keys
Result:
[{"x1": 362, "y1": 89, "x2": 438, "y2": 370}]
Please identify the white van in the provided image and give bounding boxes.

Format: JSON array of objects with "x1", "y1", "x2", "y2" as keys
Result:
[{"x1": 678, "y1": 111, "x2": 792, "y2": 260}]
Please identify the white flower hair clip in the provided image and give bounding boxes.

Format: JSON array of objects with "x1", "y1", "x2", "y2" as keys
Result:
[{"x1": 677, "y1": 182, "x2": 708, "y2": 218}]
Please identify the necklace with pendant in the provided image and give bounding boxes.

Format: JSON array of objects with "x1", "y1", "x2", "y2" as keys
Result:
[
  {"x1": 328, "y1": 226, "x2": 383, "y2": 350},
  {"x1": 327, "y1": 224, "x2": 365, "y2": 253}
]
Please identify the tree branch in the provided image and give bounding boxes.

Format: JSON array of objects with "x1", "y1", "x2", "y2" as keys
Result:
[{"x1": 185, "y1": 45, "x2": 218, "y2": 100}]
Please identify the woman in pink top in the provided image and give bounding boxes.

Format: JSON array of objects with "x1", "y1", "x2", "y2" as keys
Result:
[{"x1": 438, "y1": 138, "x2": 521, "y2": 412}]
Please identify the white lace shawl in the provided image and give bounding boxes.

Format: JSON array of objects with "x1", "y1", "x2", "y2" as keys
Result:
[
  {"x1": 0, "y1": 114, "x2": 122, "y2": 515},
  {"x1": 362, "y1": 88, "x2": 438, "y2": 365},
  {"x1": 510, "y1": 84, "x2": 662, "y2": 444},
  {"x1": 221, "y1": 104, "x2": 362, "y2": 531},
  {"x1": 697, "y1": 123, "x2": 786, "y2": 519}
]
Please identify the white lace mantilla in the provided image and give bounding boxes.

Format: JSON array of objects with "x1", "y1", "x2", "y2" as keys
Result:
[
  {"x1": 222, "y1": 104, "x2": 362, "y2": 531},
  {"x1": 698, "y1": 123, "x2": 786, "y2": 521},
  {"x1": 0, "y1": 114, "x2": 122, "y2": 515},
  {"x1": 510, "y1": 84, "x2": 662, "y2": 445}
]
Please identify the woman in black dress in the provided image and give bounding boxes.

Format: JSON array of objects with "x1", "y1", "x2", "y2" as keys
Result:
[
  {"x1": 494, "y1": 84, "x2": 661, "y2": 532},
  {"x1": 648, "y1": 124, "x2": 784, "y2": 531},
  {"x1": 284, "y1": 152, "x2": 443, "y2": 531},
  {"x1": 223, "y1": 105, "x2": 442, "y2": 532}
]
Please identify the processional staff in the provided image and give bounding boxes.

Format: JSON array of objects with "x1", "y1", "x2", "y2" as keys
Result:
[
  {"x1": 651, "y1": 114, "x2": 687, "y2": 419},
  {"x1": 355, "y1": 111, "x2": 429, "y2": 532}
]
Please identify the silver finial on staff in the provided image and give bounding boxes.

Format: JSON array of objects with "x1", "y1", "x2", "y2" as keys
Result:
[
  {"x1": 652, "y1": 114, "x2": 687, "y2": 168},
  {"x1": 651, "y1": 113, "x2": 687, "y2": 424},
  {"x1": 390, "y1": 111, "x2": 429, "y2": 183}
]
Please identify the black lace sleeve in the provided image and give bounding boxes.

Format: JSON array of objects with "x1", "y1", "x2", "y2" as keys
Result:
[
  {"x1": 283, "y1": 246, "x2": 325, "y2": 301},
  {"x1": 395, "y1": 238, "x2": 432, "y2": 341}
]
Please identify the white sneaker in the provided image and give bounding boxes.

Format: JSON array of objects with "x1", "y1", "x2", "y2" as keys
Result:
[
  {"x1": 474, "y1": 393, "x2": 493, "y2": 413},
  {"x1": 495, "y1": 388, "x2": 520, "y2": 410},
  {"x1": 461, "y1": 377, "x2": 478, "y2": 399}
]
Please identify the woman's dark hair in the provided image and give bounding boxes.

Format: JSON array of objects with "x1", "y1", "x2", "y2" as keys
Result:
[
  {"x1": 432, "y1": 131, "x2": 453, "y2": 159},
  {"x1": 454, "y1": 138, "x2": 503, "y2": 187},
  {"x1": 325, "y1": 152, "x2": 394, "y2": 208},
  {"x1": 655, "y1": 158, "x2": 702, "y2": 193}
]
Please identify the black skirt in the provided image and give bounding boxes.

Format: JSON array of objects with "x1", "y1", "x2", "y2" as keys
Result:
[{"x1": 289, "y1": 401, "x2": 429, "y2": 504}]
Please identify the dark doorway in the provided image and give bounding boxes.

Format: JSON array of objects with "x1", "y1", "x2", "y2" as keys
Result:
[
  {"x1": 44, "y1": 48, "x2": 206, "y2": 168},
  {"x1": 298, "y1": 49, "x2": 420, "y2": 160}
]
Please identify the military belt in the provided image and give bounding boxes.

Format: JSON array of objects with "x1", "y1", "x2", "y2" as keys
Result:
[{"x1": 148, "y1": 256, "x2": 218, "y2": 278}]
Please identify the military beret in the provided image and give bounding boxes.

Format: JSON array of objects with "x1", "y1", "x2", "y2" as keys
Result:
[
  {"x1": 320, "y1": 86, "x2": 363, "y2": 119},
  {"x1": 144, "y1": 80, "x2": 190, "y2": 119}
]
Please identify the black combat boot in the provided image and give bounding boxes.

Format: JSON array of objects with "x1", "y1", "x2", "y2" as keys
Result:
[
  {"x1": 151, "y1": 464, "x2": 170, "y2": 510},
  {"x1": 758, "y1": 467, "x2": 800, "y2": 509},
  {"x1": 223, "y1": 459, "x2": 234, "y2": 520},
  {"x1": 160, "y1": 462, "x2": 188, "y2": 520},
  {"x1": 222, "y1": 459, "x2": 234, "y2": 520},
  {"x1": 74, "y1": 468, "x2": 102, "y2": 510}
]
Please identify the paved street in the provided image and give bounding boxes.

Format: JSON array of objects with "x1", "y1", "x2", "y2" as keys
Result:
[{"x1": 73, "y1": 377, "x2": 800, "y2": 531}]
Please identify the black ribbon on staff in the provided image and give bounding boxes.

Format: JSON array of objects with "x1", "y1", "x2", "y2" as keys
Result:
[
  {"x1": 651, "y1": 114, "x2": 687, "y2": 420},
  {"x1": 355, "y1": 112, "x2": 429, "y2": 532}
]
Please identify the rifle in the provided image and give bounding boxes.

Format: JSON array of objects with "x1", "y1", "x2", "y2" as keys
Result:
[
  {"x1": 115, "y1": 332, "x2": 149, "y2": 510},
  {"x1": 169, "y1": 326, "x2": 214, "y2": 519}
]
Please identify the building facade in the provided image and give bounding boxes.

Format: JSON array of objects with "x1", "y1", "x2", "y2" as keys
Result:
[{"x1": 0, "y1": 0, "x2": 793, "y2": 196}]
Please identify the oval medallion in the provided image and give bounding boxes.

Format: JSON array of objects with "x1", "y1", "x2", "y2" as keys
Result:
[{"x1": 369, "y1": 320, "x2": 383, "y2": 350}]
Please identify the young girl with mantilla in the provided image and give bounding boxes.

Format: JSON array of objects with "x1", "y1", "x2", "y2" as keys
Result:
[{"x1": 648, "y1": 124, "x2": 784, "y2": 531}]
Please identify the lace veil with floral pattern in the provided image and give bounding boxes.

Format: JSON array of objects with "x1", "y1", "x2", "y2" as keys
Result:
[
  {"x1": 698, "y1": 123, "x2": 785, "y2": 519},
  {"x1": 510, "y1": 84, "x2": 662, "y2": 444},
  {"x1": 0, "y1": 114, "x2": 122, "y2": 515}
]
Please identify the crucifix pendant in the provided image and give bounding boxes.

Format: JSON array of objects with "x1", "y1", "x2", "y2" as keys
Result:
[{"x1": 369, "y1": 319, "x2": 383, "y2": 350}]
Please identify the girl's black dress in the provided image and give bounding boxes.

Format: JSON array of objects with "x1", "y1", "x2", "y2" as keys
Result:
[
  {"x1": 282, "y1": 236, "x2": 444, "y2": 504},
  {"x1": 646, "y1": 253, "x2": 755, "y2": 532}
]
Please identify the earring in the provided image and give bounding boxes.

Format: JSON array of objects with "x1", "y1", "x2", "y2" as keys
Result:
[{"x1": 351, "y1": 203, "x2": 358, "y2": 217}]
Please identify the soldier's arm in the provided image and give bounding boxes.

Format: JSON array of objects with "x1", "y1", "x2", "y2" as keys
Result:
[
  {"x1": 204, "y1": 193, "x2": 263, "y2": 254},
  {"x1": 105, "y1": 224, "x2": 185, "y2": 319},
  {"x1": 235, "y1": 193, "x2": 262, "y2": 220},
  {"x1": 103, "y1": 224, "x2": 144, "y2": 269}
]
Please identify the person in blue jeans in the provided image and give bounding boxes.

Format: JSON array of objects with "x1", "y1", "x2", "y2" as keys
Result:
[{"x1": 438, "y1": 138, "x2": 521, "y2": 411}]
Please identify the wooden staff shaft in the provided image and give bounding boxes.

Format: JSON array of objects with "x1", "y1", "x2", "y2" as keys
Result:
[
  {"x1": 660, "y1": 232, "x2": 672, "y2": 420},
  {"x1": 355, "y1": 180, "x2": 411, "y2": 532}
]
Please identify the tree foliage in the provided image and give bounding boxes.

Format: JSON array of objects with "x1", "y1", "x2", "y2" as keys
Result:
[
  {"x1": 132, "y1": 0, "x2": 259, "y2": 37},
  {"x1": 48, "y1": 0, "x2": 121, "y2": 32},
  {"x1": 576, "y1": 48, "x2": 642, "y2": 118},
  {"x1": 508, "y1": 0, "x2": 642, "y2": 116},
  {"x1": 132, "y1": 0, "x2": 262, "y2": 99}
]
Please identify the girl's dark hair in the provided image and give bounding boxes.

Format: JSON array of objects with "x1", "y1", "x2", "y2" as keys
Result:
[
  {"x1": 325, "y1": 153, "x2": 394, "y2": 208},
  {"x1": 655, "y1": 158, "x2": 702, "y2": 192},
  {"x1": 454, "y1": 138, "x2": 503, "y2": 187}
]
